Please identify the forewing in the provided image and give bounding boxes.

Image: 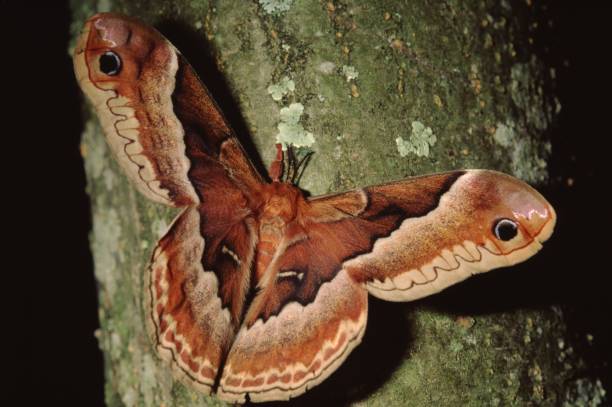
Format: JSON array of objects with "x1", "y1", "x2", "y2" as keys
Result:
[
  {"x1": 315, "y1": 170, "x2": 556, "y2": 302},
  {"x1": 73, "y1": 13, "x2": 263, "y2": 206}
]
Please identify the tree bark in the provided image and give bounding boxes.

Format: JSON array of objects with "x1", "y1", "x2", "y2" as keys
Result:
[{"x1": 71, "y1": 0, "x2": 599, "y2": 405}]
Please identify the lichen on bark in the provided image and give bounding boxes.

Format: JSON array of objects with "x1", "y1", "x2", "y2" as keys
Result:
[{"x1": 72, "y1": 0, "x2": 597, "y2": 405}]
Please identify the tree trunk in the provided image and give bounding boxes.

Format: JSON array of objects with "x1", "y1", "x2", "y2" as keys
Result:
[{"x1": 71, "y1": 0, "x2": 597, "y2": 405}]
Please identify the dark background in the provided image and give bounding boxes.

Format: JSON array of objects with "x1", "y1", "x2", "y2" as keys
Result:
[{"x1": 7, "y1": 1, "x2": 609, "y2": 406}]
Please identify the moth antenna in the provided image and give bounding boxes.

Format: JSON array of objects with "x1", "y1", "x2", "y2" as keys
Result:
[
  {"x1": 286, "y1": 145, "x2": 296, "y2": 183},
  {"x1": 292, "y1": 150, "x2": 313, "y2": 185}
]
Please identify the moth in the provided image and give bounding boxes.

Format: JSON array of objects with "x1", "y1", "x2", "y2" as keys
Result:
[{"x1": 74, "y1": 13, "x2": 556, "y2": 403}]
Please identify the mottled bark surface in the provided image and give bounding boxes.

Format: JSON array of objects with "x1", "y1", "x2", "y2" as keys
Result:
[{"x1": 71, "y1": 0, "x2": 603, "y2": 406}]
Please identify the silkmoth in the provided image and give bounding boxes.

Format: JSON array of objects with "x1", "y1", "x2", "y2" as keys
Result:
[{"x1": 74, "y1": 13, "x2": 556, "y2": 403}]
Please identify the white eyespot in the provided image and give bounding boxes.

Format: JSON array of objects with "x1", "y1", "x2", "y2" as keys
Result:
[
  {"x1": 99, "y1": 51, "x2": 122, "y2": 76},
  {"x1": 493, "y1": 218, "x2": 518, "y2": 241}
]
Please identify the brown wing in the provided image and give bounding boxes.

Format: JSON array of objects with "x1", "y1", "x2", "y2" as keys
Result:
[
  {"x1": 217, "y1": 170, "x2": 555, "y2": 402},
  {"x1": 146, "y1": 206, "x2": 252, "y2": 393},
  {"x1": 218, "y1": 269, "x2": 367, "y2": 403},
  {"x1": 338, "y1": 170, "x2": 556, "y2": 302},
  {"x1": 73, "y1": 13, "x2": 265, "y2": 394},
  {"x1": 73, "y1": 13, "x2": 263, "y2": 206}
]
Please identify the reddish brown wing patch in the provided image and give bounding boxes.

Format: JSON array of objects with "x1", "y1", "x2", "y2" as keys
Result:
[
  {"x1": 147, "y1": 208, "x2": 231, "y2": 391},
  {"x1": 172, "y1": 54, "x2": 264, "y2": 194},
  {"x1": 74, "y1": 14, "x2": 199, "y2": 206},
  {"x1": 238, "y1": 172, "x2": 464, "y2": 323},
  {"x1": 218, "y1": 270, "x2": 367, "y2": 403},
  {"x1": 73, "y1": 13, "x2": 263, "y2": 207},
  {"x1": 147, "y1": 205, "x2": 258, "y2": 392},
  {"x1": 344, "y1": 171, "x2": 556, "y2": 301}
]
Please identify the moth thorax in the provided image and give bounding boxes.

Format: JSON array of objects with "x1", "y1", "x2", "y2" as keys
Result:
[{"x1": 260, "y1": 182, "x2": 302, "y2": 222}]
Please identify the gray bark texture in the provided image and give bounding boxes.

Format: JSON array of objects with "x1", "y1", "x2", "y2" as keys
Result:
[{"x1": 71, "y1": 0, "x2": 604, "y2": 406}]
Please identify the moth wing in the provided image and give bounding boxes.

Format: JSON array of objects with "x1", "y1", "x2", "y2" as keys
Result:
[
  {"x1": 314, "y1": 170, "x2": 556, "y2": 302},
  {"x1": 147, "y1": 205, "x2": 257, "y2": 393},
  {"x1": 218, "y1": 268, "x2": 367, "y2": 403},
  {"x1": 73, "y1": 13, "x2": 263, "y2": 207}
]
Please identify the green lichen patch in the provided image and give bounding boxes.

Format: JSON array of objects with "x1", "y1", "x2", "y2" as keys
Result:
[
  {"x1": 258, "y1": 0, "x2": 294, "y2": 15},
  {"x1": 318, "y1": 61, "x2": 337, "y2": 75},
  {"x1": 342, "y1": 65, "x2": 359, "y2": 82},
  {"x1": 276, "y1": 102, "x2": 316, "y2": 149},
  {"x1": 267, "y1": 76, "x2": 296, "y2": 101},
  {"x1": 493, "y1": 122, "x2": 515, "y2": 148},
  {"x1": 396, "y1": 121, "x2": 437, "y2": 157}
]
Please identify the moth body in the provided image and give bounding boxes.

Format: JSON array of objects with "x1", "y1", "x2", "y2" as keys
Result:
[{"x1": 254, "y1": 181, "x2": 305, "y2": 284}]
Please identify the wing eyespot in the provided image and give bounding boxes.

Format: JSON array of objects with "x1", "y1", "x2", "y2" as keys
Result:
[
  {"x1": 99, "y1": 51, "x2": 122, "y2": 76},
  {"x1": 492, "y1": 218, "x2": 518, "y2": 241}
]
